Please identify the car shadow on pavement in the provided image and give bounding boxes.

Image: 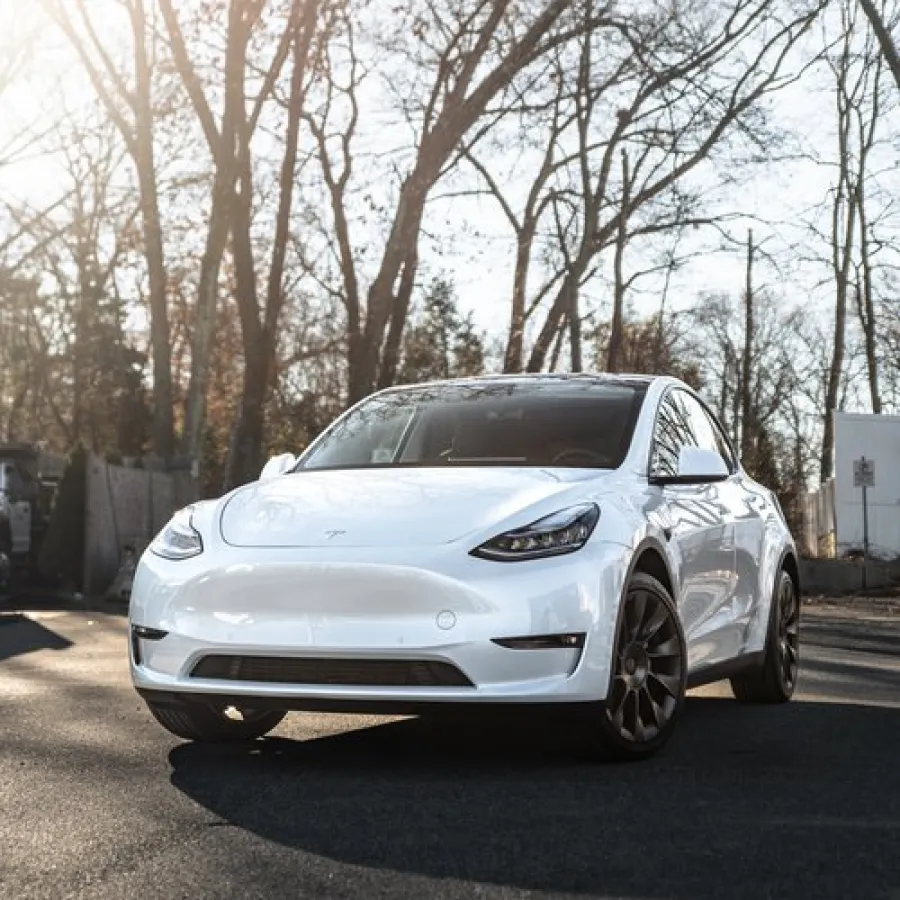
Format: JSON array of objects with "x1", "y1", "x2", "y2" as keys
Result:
[
  {"x1": 168, "y1": 697, "x2": 900, "y2": 899},
  {"x1": 0, "y1": 613, "x2": 73, "y2": 663},
  {"x1": 1, "y1": 588, "x2": 128, "y2": 617}
]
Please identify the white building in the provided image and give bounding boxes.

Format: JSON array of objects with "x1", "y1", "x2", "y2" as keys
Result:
[{"x1": 804, "y1": 412, "x2": 900, "y2": 559}]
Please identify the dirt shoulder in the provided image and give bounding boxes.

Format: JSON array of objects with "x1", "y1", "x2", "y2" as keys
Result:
[{"x1": 803, "y1": 593, "x2": 900, "y2": 619}]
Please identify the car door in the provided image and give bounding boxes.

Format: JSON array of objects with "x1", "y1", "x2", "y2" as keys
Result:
[
  {"x1": 647, "y1": 391, "x2": 739, "y2": 671},
  {"x1": 677, "y1": 392, "x2": 753, "y2": 664},
  {"x1": 2, "y1": 464, "x2": 32, "y2": 554}
]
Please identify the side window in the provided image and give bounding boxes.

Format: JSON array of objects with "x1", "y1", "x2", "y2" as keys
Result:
[
  {"x1": 676, "y1": 392, "x2": 735, "y2": 472},
  {"x1": 650, "y1": 394, "x2": 698, "y2": 478},
  {"x1": 707, "y1": 410, "x2": 736, "y2": 470}
]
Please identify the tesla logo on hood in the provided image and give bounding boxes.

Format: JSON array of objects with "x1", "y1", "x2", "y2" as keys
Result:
[{"x1": 324, "y1": 530, "x2": 346, "y2": 539}]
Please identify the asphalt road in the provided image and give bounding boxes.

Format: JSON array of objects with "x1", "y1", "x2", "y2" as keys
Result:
[{"x1": 2, "y1": 596, "x2": 900, "y2": 900}]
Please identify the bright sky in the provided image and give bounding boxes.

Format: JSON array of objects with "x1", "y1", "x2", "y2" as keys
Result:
[{"x1": 0, "y1": 1, "x2": 894, "y2": 361}]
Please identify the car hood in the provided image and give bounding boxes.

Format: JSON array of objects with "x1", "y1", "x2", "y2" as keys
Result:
[{"x1": 219, "y1": 466, "x2": 606, "y2": 549}]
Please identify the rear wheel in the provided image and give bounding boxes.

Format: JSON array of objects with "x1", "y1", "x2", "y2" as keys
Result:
[
  {"x1": 145, "y1": 697, "x2": 286, "y2": 743},
  {"x1": 583, "y1": 572, "x2": 687, "y2": 761},
  {"x1": 731, "y1": 569, "x2": 799, "y2": 704}
]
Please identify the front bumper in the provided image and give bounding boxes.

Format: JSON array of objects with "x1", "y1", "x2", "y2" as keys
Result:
[{"x1": 129, "y1": 541, "x2": 631, "y2": 708}]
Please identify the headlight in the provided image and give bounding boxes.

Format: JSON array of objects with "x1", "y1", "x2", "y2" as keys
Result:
[
  {"x1": 471, "y1": 503, "x2": 600, "y2": 562},
  {"x1": 149, "y1": 507, "x2": 203, "y2": 560}
]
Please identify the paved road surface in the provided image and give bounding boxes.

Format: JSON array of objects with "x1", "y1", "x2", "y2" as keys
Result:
[{"x1": 2, "y1": 596, "x2": 900, "y2": 900}]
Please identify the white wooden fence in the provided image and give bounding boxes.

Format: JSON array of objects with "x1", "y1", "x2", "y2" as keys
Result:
[{"x1": 83, "y1": 454, "x2": 198, "y2": 597}]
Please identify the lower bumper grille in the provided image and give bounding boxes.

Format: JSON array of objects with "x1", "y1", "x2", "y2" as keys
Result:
[{"x1": 189, "y1": 655, "x2": 474, "y2": 688}]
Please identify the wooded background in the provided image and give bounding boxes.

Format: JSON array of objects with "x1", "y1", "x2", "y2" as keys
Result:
[{"x1": 1, "y1": 0, "x2": 899, "y2": 536}]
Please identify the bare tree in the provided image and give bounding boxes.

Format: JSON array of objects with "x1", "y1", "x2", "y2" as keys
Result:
[
  {"x1": 449, "y1": 53, "x2": 579, "y2": 373},
  {"x1": 687, "y1": 291, "x2": 807, "y2": 480},
  {"x1": 858, "y1": 0, "x2": 900, "y2": 92},
  {"x1": 741, "y1": 229, "x2": 755, "y2": 463},
  {"x1": 0, "y1": 9, "x2": 44, "y2": 169},
  {"x1": 344, "y1": 0, "x2": 613, "y2": 401},
  {"x1": 819, "y1": 0, "x2": 884, "y2": 480},
  {"x1": 851, "y1": 33, "x2": 887, "y2": 415},
  {"x1": 1, "y1": 113, "x2": 150, "y2": 453},
  {"x1": 224, "y1": 0, "x2": 322, "y2": 487},
  {"x1": 156, "y1": 0, "x2": 324, "y2": 487},
  {"x1": 607, "y1": 149, "x2": 631, "y2": 372},
  {"x1": 526, "y1": 0, "x2": 824, "y2": 373},
  {"x1": 49, "y1": 0, "x2": 176, "y2": 460}
]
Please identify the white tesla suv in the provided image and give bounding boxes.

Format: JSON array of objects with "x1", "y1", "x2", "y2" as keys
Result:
[{"x1": 130, "y1": 374, "x2": 800, "y2": 759}]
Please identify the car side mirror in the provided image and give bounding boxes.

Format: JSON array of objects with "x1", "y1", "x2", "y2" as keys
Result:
[
  {"x1": 650, "y1": 446, "x2": 730, "y2": 486},
  {"x1": 259, "y1": 453, "x2": 296, "y2": 481}
]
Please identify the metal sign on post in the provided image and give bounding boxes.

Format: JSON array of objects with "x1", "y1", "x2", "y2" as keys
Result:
[
  {"x1": 853, "y1": 457, "x2": 874, "y2": 592},
  {"x1": 853, "y1": 457, "x2": 875, "y2": 488}
]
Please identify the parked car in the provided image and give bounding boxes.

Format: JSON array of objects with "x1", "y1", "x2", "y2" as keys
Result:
[
  {"x1": 0, "y1": 446, "x2": 41, "y2": 593},
  {"x1": 129, "y1": 374, "x2": 800, "y2": 759}
]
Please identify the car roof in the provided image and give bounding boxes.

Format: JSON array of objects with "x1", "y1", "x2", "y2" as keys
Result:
[{"x1": 377, "y1": 372, "x2": 674, "y2": 394}]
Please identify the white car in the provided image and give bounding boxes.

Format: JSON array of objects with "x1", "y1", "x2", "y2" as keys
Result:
[{"x1": 130, "y1": 374, "x2": 800, "y2": 759}]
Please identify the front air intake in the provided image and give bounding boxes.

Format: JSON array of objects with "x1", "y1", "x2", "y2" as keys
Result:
[{"x1": 190, "y1": 655, "x2": 473, "y2": 688}]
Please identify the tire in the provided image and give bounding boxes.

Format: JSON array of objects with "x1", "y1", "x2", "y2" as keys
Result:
[
  {"x1": 145, "y1": 697, "x2": 286, "y2": 743},
  {"x1": 730, "y1": 568, "x2": 799, "y2": 704},
  {"x1": 582, "y1": 572, "x2": 687, "y2": 761}
]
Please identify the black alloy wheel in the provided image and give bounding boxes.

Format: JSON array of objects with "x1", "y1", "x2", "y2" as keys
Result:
[
  {"x1": 584, "y1": 571, "x2": 687, "y2": 761},
  {"x1": 731, "y1": 568, "x2": 799, "y2": 704}
]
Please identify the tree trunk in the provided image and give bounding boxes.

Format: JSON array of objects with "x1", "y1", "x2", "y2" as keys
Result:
[
  {"x1": 855, "y1": 125, "x2": 882, "y2": 414},
  {"x1": 132, "y1": 0, "x2": 175, "y2": 461},
  {"x1": 740, "y1": 229, "x2": 754, "y2": 465},
  {"x1": 859, "y1": 0, "x2": 900, "y2": 93},
  {"x1": 856, "y1": 263, "x2": 882, "y2": 414},
  {"x1": 377, "y1": 248, "x2": 418, "y2": 390},
  {"x1": 223, "y1": 157, "x2": 264, "y2": 489},
  {"x1": 503, "y1": 218, "x2": 537, "y2": 373},
  {"x1": 224, "y1": 348, "x2": 268, "y2": 489},
  {"x1": 718, "y1": 347, "x2": 730, "y2": 424},
  {"x1": 821, "y1": 50, "x2": 858, "y2": 483},
  {"x1": 349, "y1": 170, "x2": 431, "y2": 402},
  {"x1": 224, "y1": 1, "x2": 315, "y2": 489},
  {"x1": 348, "y1": 1, "x2": 574, "y2": 399},
  {"x1": 549, "y1": 313, "x2": 567, "y2": 373},
  {"x1": 135, "y1": 164, "x2": 175, "y2": 461},
  {"x1": 730, "y1": 353, "x2": 742, "y2": 449},
  {"x1": 821, "y1": 240, "x2": 853, "y2": 483},
  {"x1": 180, "y1": 173, "x2": 232, "y2": 466},
  {"x1": 528, "y1": 266, "x2": 586, "y2": 372},
  {"x1": 607, "y1": 149, "x2": 630, "y2": 372},
  {"x1": 569, "y1": 289, "x2": 582, "y2": 372}
]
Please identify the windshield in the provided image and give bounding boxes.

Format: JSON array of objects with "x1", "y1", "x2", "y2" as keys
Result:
[{"x1": 298, "y1": 380, "x2": 647, "y2": 471}]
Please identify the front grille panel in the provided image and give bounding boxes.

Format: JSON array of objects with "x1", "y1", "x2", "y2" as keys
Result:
[{"x1": 190, "y1": 655, "x2": 473, "y2": 688}]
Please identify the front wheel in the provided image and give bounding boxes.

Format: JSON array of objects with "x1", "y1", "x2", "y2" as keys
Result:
[
  {"x1": 145, "y1": 697, "x2": 286, "y2": 743},
  {"x1": 582, "y1": 572, "x2": 687, "y2": 761}
]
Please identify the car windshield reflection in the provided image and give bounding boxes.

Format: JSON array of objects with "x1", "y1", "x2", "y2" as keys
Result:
[{"x1": 297, "y1": 378, "x2": 649, "y2": 471}]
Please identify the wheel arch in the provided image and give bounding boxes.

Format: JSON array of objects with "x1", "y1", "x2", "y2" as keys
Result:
[
  {"x1": 780, "y1": 548, "x2": 801, "y2": 598},
  {"x1": 602, "y1": 536, "x2": 680, "y2": 697},
  {"x1": 745, "y1": 543, "x2": 801, "y2": 658},
  {"x1": 628, "y1": 537, "x2": 678, "y2": 602}
]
